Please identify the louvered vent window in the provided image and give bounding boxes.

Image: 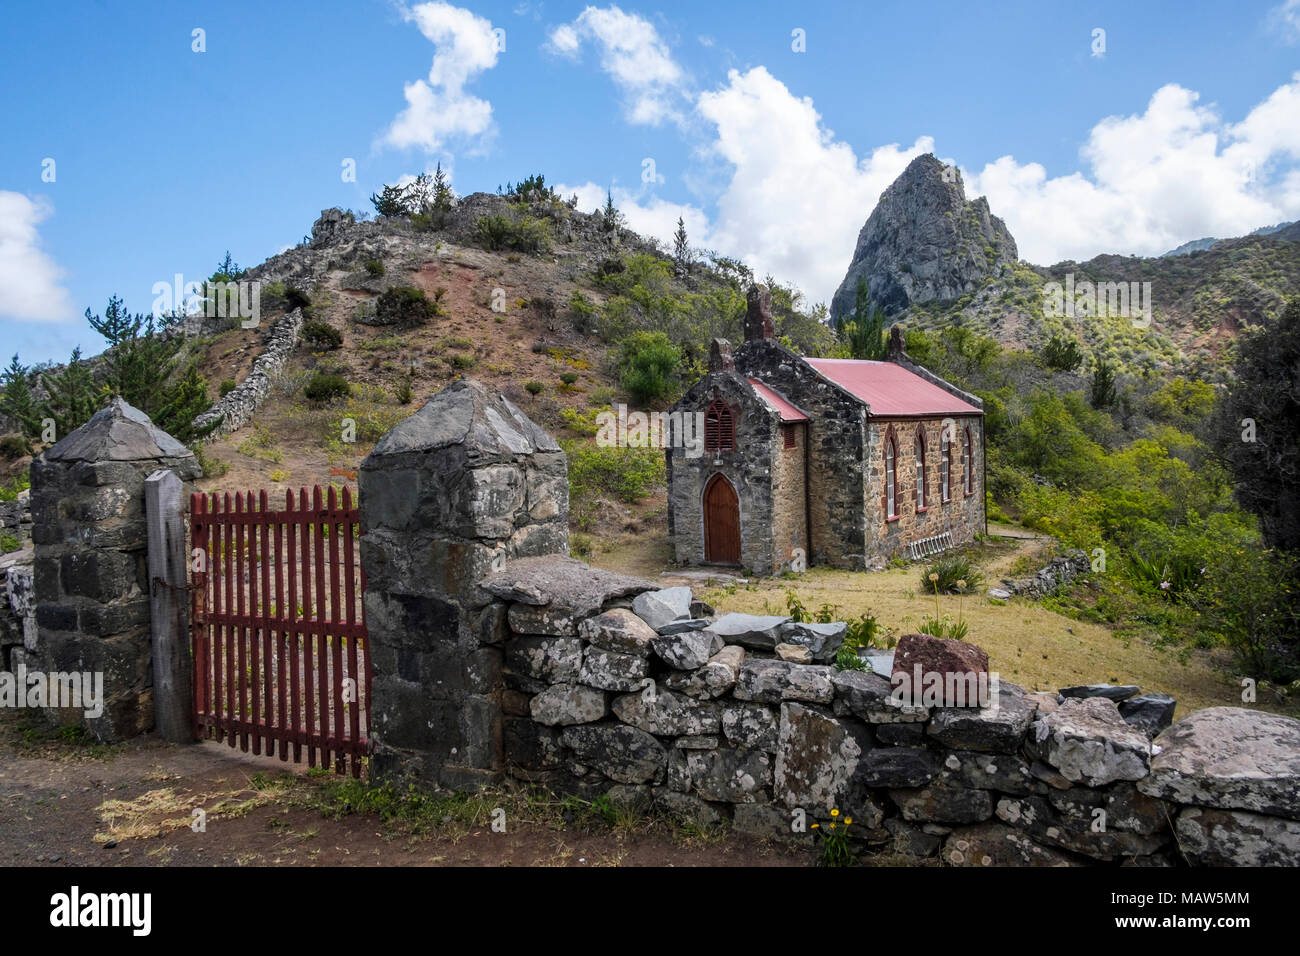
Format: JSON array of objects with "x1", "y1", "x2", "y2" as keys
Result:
[{"x1": 705, "y1": 399, "x2": 735, "y2": 452}]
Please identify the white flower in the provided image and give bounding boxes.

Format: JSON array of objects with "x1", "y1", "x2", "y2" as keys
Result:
[{"x1": 1160, "y1": 581, "x2": 1171, "y2": 590}]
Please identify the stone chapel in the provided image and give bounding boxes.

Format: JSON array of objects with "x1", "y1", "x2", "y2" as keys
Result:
[{"x1": 666, "y1": 285, "x2": 986, "y2": 574}]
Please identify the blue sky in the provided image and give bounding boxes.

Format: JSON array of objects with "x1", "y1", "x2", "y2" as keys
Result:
[{"x1": 3, "y1": 0, "x2": 1299, "y2": 363}]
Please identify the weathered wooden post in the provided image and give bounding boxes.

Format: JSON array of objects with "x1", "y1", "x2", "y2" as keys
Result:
[{"x1": 145, "y1": 469, "x2": 192, "y2": 743}]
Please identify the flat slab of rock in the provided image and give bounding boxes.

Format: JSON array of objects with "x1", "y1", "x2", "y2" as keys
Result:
[
  {"x1": 775, "y1": 642, "x2": 813, "y2": 664},
  {"x1": 735, "y1": 659, "x2": 833, "y2": 705},
  {"x1": 778, "y1": 621, "x2": 846, "y2": 663},
  {"x1": 651, "y1": 629, "x2": 723, "y2": 670},
  {"x1": 704, "y1": 613, "x2": 790, "y2": 650},
  {"x1": 774, "y1": 703, "x2": 870, "y2": 816},
  {"x1": 1175, "y1": 806, "x2": 1300, "y2": 866},
  {"x1": 579, "y1": 646, "x2": 648, "y2": 692},
  {"x1": 1027, "y1": 696, "x2": 1150, "y2": 786},
  {"x1": 927, "y1": 684, "x2": 1036, "y2": 752},
  {"x1": 1138, "y1": 707, "x2": 1300, "y2": 820},
  {"x1": 578, "y1": 608, "x2": 658, "y2": 655},
  {"x1": 560, "y1": 723, "x2": 666, "y2": 784},
  {"x1": 664, "y1": 645, "x2": 744, "y2": 699},
  {"x1": 530, "y1": 683, "x2": 608, "y2": 726},
  {"x1": 655, "y1": 618, "x2": 711, "y2": 635},
  {"x1": 631, "y1": 586, "x2": 693, "y2": 631},
  {"x1": 857, "y1": 747, "x2": 941, "y2": 788},
  {"x1": 832, "y1": 669, "x2": 928, "y2": 723},
  {"x1": 942, "y1": 823, "x2": 1078, "y2": 867},
  {"x1": 1119, "y1": 693, "x2": 1177, "y2": 736},
  {"x1": 612, "y1": 686, "x2": 720, "y2": 736},
  {"x1": 480, "y1": 555, "x2": 654, "y2": 617},
  {"x1": 890, "y1": 782, "x2": 994, "y2": 824},
  {"x1": 1060, "y1": 683, "x2": 1140, "y2": 702}
]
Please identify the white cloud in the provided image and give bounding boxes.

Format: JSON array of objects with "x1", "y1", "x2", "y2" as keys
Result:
[
  {"x1": 546, "y1": 5, "x2": 688, "y2": 125},
  {"x1": 0, "y1": 192, "x2": 73, "y2": 323},
  {"x1": 697, "y1": 66, "x2": 932, "y2": 304},
  {"x1": 381, "y1": 2, "x2": 500, "y2": 153},
  {"x1": 967, "y1": 75, "x2": 1300, "y2": 262},
  {"x1": 556, "y1": 180, "x2": 711, "y2": 252},
  {"x1": 1269, "y1": 0, "x2": 1300, "y2": 43}
]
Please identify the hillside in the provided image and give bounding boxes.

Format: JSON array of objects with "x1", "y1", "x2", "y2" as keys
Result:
[
  {"x1": 175, "y1": 186, "x2": 834, "y2": 541},
  {"x1": 841, "y1": 155, "x2": 1300, "y2": 376}
]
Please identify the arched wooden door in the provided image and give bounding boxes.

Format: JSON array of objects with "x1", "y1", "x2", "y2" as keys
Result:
[{"x1": 703, "y1": 474, "x2": 741, "y2": 564}]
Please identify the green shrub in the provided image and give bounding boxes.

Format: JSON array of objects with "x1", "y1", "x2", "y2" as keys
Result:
[
  {"x1": 524, "y1": 381, "x2": 544, "y2": 396},
  {"x1": 560, "y1": 372, "x2": 579, "y2": 386},
  {"x1": 218, "y1": 378, "x2": 237, "y2": 397},
  {"x1": 834, "y1": 647, "x2": 870, "y2": 672},
  {"x1": 617, "y1": 331, "x2": 681, "y2": 405},
  {"x1": 1042, "y1": 335, "x2": 1084, "y2": 371},
  {"x1": 563, "y1": 440, "x2": 665, "y2": 529},
  {"x1": 0, "y1": 434, "x2": 30, "y2": 459},
  {"x1": 395, "y1": 376, "x2": 413, "y2": 405},
  {"x1": 376, "y1": 286, "x2": 439, "y2": 328},
  {"x1": 364, "y1": 259, "x2": 386, "y2": 277},
  {"x1": 285, "y1": 286, "x2": 313, "y2": 313},
  {"x1": 304, "y1": 373, "x2": 351, "y2": 404},
  {"x1": 474, "y1": 214, "x2": 551, "y2": 253},
  {"x1": 0, "y1": 532, "x2": 21, "y2": 553},
  {"x1": 921, "y1": 555, "x2": 985, "y2": 595},
  {"x1": 919, "y1": 615, "x2": 970, "y2": 642},
  {"x1": 1189, "y1": 546, "x2": 1299, "y2": 681},
  {"x1": 450, "y1": 353, "x2": 476, "y2": 370},
  {"x1": 301, "y1": 320, "x2": 343, "y2": 350}
]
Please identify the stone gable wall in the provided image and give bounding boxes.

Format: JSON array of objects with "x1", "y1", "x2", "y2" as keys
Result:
[
  {"x1": 736, "y1": 340, "x2": 868, "y2": 569},
  {"x1": 489, "y1": 570, "x2": 1300, "y2": 866},
  {"x1": 667, "y1": 370, "x2": 778, "y2": 573}
]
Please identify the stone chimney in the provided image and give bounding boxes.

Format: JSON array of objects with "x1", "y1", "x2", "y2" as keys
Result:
[
  {"x1": 744, "y1": 284, "x2": 775, "y2": 342},
  {"x1": 709, "y1": 338, "x2": 735, "y2": 372},
  {"x1": 887, "y1": 324, "x2": 907, "y2": 362}
]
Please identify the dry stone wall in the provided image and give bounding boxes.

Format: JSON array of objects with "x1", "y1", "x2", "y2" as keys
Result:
[
  {"x1": 489, "y1": 566, "x2": 1300, "y2": 866},
  {"x1": 190, "y1": 308, "x2": 304, "y2": 439}
]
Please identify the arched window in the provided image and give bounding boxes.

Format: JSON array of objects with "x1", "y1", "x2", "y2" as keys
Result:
[
  {"x1": 964, "y1": 426, "x2": 975, "y2": 495},
  {"x1": 885, "y1": 431, "x2": 898, "y2": 519},
  {"x1": 704, "y1": 398, "x2": 735, "y2": 452},
  {"x1": 940, "y1": 428, "x2": 951, "y2": 503},
  {"x1": 914, "y1": 426, "x2": 927, "y2": 511}
]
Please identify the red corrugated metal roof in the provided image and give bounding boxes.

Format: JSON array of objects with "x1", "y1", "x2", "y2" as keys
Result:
[
  {"x1": 747, "y1": 379, "x2": 809, "y2": 422},
  {"x1": 803, "y1": 359, "x2": 982, "y2": 417}
]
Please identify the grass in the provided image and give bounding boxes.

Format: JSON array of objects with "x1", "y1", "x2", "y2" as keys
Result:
[
  {"x1": 699, "y1": 561, "x2": 1281, "y2": 716},
  {"x1": 299, "y1": 776, "x2": 733, "y2": 848},
  {"x1": 589, "y1": 530, "x2": 1294, "y2": 719}
]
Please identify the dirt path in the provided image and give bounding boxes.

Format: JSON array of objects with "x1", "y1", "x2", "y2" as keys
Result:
[{"x1": 0, "y1": 714, "x2": 807, "y2": 868}]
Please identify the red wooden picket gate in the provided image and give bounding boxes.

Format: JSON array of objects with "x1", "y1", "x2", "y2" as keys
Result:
[{"x1": 189, "y1": 486, "x2": 371, "y2": 777}]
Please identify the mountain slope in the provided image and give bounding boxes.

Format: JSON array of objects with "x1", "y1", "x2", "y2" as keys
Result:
[{"x1": 836, "y1": 154, "x2": 1300, "y2": 374}]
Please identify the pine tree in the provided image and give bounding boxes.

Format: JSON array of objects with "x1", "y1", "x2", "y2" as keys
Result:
[
  {"x1": 1089, "y1": 359, "x2": 1117, "y2": 409},
  {"x1": 370, "y1": 183, "x2": 410, "y2": 218},
  {"x1": 673, "y1": 216, "x2": 690, "y2": 267},
  {"x1": 430, "y1": 162, "x2": 455, "y2": 225},
  {"x1": 82, "y1": 296, "x2": 213, "y2": 439},
  {"x1": 0, "y1": 354, "x2": 42, "y2": 439},
  {"x1": 602, "y1": 190, "x2": 623, "y2": 233},
  {"x1": 841, "y1": 279, "x2": 888, "y2": 360},
  {"x1": 40, "y1": 348, "x2": 101, "y2": 441}
]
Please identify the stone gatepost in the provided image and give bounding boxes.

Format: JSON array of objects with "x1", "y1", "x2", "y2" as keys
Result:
[
  {"x1": 28, "y1": 397, "x2": 200, "y2": 741},
  {"x1": 360, "y1": 379, "x2": 569, "y2": 788}
]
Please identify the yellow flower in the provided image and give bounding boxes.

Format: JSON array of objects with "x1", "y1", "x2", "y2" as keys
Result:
[
  {"x1": 829, "y1": 823, "x2": 836, "y2": 830},
  {"x1": 810, "y1": 823, "x2": 820, "y2": 829},
  {"x1": 845, "y1": 818, "x2": 853, "y2": 825}
]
